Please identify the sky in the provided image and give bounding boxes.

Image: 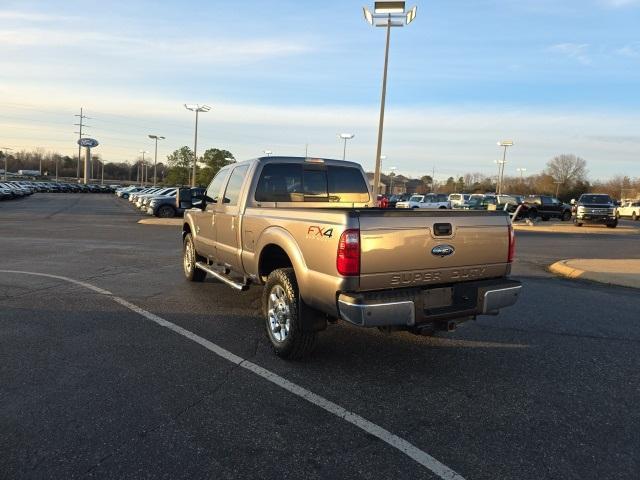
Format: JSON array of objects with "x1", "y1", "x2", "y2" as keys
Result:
[{"x1": 0, "y1": 0, "x2": 639, "y2": 181}]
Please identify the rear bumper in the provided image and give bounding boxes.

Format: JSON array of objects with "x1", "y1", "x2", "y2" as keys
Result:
[{"x1": 338, "y1": 278, "x2": 521, "y2": 328}]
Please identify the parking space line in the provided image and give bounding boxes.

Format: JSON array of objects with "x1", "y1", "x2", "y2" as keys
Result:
[{"x1": 0, "y1": 270, "x2": 465, "y2": 480}]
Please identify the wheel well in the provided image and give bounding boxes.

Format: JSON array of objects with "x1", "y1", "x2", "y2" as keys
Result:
[
  {"x1": 259, "y1": 244, "x2": 293, "y2": 282},
  {"x1": 182, "y1": 223, "x2": 191, "y2": 239}
]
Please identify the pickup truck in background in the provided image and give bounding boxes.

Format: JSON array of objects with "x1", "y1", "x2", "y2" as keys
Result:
[
  {"x1": 573, "y1": 194, "x2": 618, "y2": 228},
  {"x1": 181, "y1": 156, "x2": 521, "y2": 359},
  {"x1": 396, "y1": 193, "x2": 451, "y2": 209},
  {"x1": 616, "y1": 200, "x2": 640, "y2": 221}
]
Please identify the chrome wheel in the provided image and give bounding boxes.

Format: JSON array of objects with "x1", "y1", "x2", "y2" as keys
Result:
[
  {"x1": 183, "y1": 238, "x2": 195, "y2": 276},
  {"x1": 267, "y1": 285, "x2": 291, "y2": 343}
]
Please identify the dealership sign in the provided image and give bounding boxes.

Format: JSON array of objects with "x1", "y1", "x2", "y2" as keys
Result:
[{"x1": 77, "y1": 138, "x2": 99, "y2": 148}]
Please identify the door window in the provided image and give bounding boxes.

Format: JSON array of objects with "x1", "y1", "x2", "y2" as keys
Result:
[
  {"x1": 205, "y1": 169, "x2": 230, "y2": 203},
  {"x1": 222, "y1": 164, "x2": 249, "y2": 206}
]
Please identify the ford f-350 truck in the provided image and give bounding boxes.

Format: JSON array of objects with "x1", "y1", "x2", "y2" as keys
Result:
[{"x1": 182, "y1": 156, "x2": 521, "y2": 359}]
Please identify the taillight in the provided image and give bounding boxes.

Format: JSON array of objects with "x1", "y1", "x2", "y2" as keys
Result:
[
  {"x1": 508, "y1": 225, "x2": 516, "y2": 263},
  {"x1": 337, "y1": 229, "x2": 360, "y2": 276}
]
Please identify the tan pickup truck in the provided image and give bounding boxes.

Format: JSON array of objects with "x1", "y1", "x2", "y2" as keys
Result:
[{"x1": 181, "y1": 156, "x2": 521, "y2": 359}]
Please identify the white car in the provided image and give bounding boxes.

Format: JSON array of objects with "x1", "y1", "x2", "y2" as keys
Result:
[
  {"x1": 617, "y1": 200, "x2": 640, "y2": 221},
  {"x1": 396, "y1": 193, "x2": 451, "y2": 209},
  {"x1": 449, "y1": 193, "x2": 470, "y2": 208}
]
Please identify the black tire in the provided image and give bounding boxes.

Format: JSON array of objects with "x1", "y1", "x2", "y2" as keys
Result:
[
  {"x1": 122, "y1": 193, "x2": 129, "y2": 199},
  {"x1": 262, "y1": 268, "x2": 316, "y2": 360},
  {"x1": 632, "y1": 212, "x2": 638, "y2": 221},
  {"x1": 561, "y1": 210, "x2": 572, "y2": 221},
  {"x1": 541, "y1": 215, "x2": 550, "y2": 222},
  {"x1": 157, "y1": 205, "x2": 176, "y2": 218},
  {"x1": 183, "y1": 233, "x2": 206, "y2": 282},
  {"x1": 607, "y1": 221, "x2": 618, "y2": 229},
  {"x1": 575, "y1": 222, "x2": 583, "y2": 227}
]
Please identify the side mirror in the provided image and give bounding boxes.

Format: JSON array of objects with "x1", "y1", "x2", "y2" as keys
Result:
[{"x1": 570, "y1": 199, "x2": 576, "y2": 205}]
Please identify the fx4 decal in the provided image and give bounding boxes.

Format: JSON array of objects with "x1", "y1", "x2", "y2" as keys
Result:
[{"x1": 307, "y1": 226, "x2": 333, "y2": 239}]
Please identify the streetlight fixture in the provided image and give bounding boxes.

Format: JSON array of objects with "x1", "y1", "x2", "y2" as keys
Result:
[
  {"x1": 338, "y1": 133, "x2": 355, "y2": 160},
  {"x1": 148, "y1": 135, "x2": 165, "y2": 187},
  {"x1": 1, "y1": 147, "x2": 13, "y2": 181},
  {"x1": 263, "y1": 150, "x2": 273, "y2": 157},
  {"x1": 139, "y1": 150, "x2": 149, "y2": 186},
  {"x1": 497, "y1": 140, "x2": 513, "y2": 194},
  {"x1": 184, "y1": 104, "x2": 211, "y2": 187},
  {"x1": 363, "y1": 1, "x2": 417, "y2": 196}
]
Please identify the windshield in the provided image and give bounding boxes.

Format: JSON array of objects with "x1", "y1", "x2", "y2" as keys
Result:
[
  {"x1": 409, "y1": 195, "x2": 423, "y2": 202},
  {"x1": 580, "y1": 195, "x2": 611, "y2": 204}
]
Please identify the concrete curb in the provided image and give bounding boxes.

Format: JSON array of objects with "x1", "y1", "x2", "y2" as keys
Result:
[
  {"x1": 549, "y1": 259, "x2": 640, "y2": 289},
  {"x1": 138, "y1": 218, "x2": 182, "y2": 226}
]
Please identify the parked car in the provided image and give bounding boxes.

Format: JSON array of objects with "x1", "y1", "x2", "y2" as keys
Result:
[
  {"x1": 573, "y1": 194, "x2": 617, "y2": 228},
  {"x1": 396, "y1": 193, "x2": 450, "y2": 209},
  {"x1": 181, "y1": 156, "x2": 520, "y2": 359},
  {"x1": 148, "y1": 188, "x2": 205, "y2": 218},
  {"x1": 387, "y1": 193, "x2": 411, "y2": 208},
  {"x1": 448, "y1": 193, "x2": 471, "y2": 208},
  {"x1": 616, "y1": 200, "x2": 640, "y2": 221},
  {"x1": 116, "y1": 186, "x2": 143, "y2": 199},
  {"x1": 135, "y1": 187, "x2": 176, "y2": 209},
  {"x1": 523, "y1": 195, "x2": 572, "y2": 221}
]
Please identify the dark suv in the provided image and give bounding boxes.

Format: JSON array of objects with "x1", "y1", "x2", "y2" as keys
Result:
[
  {"x1": 573, "y1": 194, "x2": 617, "y2": 228},
  {"x1": 523, "y1": 195, "x2": 572, "y2": 221}
]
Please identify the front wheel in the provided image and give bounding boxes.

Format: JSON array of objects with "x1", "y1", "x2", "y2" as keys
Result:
[
  {"x1": 561, "y1": 210, "x2": 572, "y2": 221},
  {"x1": 607, "y1": 221, "x2": 618, "y2": 229},
  {"x1": 157, "y1": 205, "x2": 176, "y2": 218},
  {"x1": 262, "y1": 268, "x2": 316, "y2": 360},
  {"x1": 183, "y1": 233, "x2": 206, "y2": 282}
]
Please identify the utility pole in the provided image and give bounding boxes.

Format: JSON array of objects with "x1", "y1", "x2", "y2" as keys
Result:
[
  {"x1": 497, "y1": 140, "x2": 514, "y2": 195},
  {"x1": 74, "y1": 108, "x2": 90, "y2": 182},
  {"x1": 184, "y1": 104, "x2": 211, "y2": 187},
  {"x1": 148, "y1": 135, "x2": 165, "y2": 187}
]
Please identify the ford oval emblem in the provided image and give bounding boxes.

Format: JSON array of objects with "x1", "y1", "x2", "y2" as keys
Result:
[{"x1": 431, "y1": 244, "x2": 455, "y2": 257}]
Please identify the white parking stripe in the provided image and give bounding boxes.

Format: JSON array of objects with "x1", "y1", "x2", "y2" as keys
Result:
[{"x1": 1, "y1": 270, "x2": 465, "y2": 480}]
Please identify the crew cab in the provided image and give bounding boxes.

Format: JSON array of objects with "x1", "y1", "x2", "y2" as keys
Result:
[
  {"x1": 573, "y1": 194, "x2": 617, "y2": 228},
  {"x1": 182, "y1": 157, "x2": 521, "y2": 359},
  {"x1": 396, "y1": 193, "x2": 451, "y2": 209},
  {"x1": 617, "y1": 200, "x2": 640, "y2": 221},
  {"x1": 523, "y1": 195, "x2": 572, "y2": 221}
]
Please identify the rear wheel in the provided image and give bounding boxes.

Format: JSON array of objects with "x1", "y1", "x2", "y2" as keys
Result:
[
  {"x1": 607, "y1": 221, "x2": 618, "y2": 229},
  {"x1": 157, "y1": 205, "x2": 176, "y2": 218},
  {"x1": 183, "y1": 233, "x2": 206, "y2": 282},
  {"x1": 262, "y1": 268, "x2": 316, "y2": 360},
  {"x1": 561, "y1": 210, "x2": 572, "y2": 221}
]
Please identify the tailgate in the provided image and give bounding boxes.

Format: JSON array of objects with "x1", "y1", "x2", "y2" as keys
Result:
[{"x1": 358, "y1": 210, "x2": 511, "y2": 291}]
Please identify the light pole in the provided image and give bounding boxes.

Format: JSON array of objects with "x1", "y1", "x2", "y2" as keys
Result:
[
  {"x1": 148, "y1": 135, "x2": 165, "y2": 187},
  {"x1": 554, "y1": 180, "x2": 563, "y2": 198},
  {"x1": 55, "y1": 157, "x2": 59, "y2": 181},
  {"x1": 497, "y1": 140, "x2": 513, "y2": 195},
  {"x1": 184, "y1": 104, "x2": 211, "y2": 187},
  {"x1": 363, "y1": 2, "x2": 417, "y2": 196},
  {"x1": 1, "y1": 147, "x2": 13, "y2": 181},
  {"x1": 339, "y1": 133, "x2": 355, "y2": 160},
  {"x1": 389, "y1": 166, "x2": 397, "y2": 195},
  {"x1": 139, "y1": 150, "x2": 149, "y2": 186}
]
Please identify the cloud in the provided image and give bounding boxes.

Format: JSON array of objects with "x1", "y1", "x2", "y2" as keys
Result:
[
  {"x1": 616, "y1": 43, "x2": 640, "y2": 57},
  {"x1": 599, "y1": 0, "x2": 640, "y2": 7},
  {"x1": 549, "y1": 43, "x2": 592, "y2": 65},
  {"x1": 0, "y1": 27, "x2": 313, "y2": 65}
]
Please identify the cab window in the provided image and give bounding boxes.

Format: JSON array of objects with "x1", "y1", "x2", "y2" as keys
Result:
[
  {"x1": 205, "y1": 168, "x2": 230, "y2": 203},
  {"x1": 223, "y1": 165, "x2": 250, "y2": 206}
]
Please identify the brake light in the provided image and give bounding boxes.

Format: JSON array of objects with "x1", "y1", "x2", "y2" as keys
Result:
[
  {"x1": 337, "y1": 229, "x2": 360, "y2": 276},
  {"x1": 508, "y1": 225, "x2": 516, "y2": 263}
]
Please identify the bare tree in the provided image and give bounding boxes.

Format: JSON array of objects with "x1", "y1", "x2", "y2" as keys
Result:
[{"x1": 545, "y1": 154, "x2": 587, "y2": 187}]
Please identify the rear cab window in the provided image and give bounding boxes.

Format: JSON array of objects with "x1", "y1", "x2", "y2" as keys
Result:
[{"x1": 255, "y1": 163, "x2": 369, "y2": 203}]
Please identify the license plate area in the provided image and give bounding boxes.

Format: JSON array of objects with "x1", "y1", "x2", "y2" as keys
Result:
[{"x1": 423, "y1": 287, "x2": 453, "y2": 309}]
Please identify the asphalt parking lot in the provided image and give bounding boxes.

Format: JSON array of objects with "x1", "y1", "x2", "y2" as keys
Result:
[{"x1": 2, "y1": 194, "x2": 640, "y2": 480}]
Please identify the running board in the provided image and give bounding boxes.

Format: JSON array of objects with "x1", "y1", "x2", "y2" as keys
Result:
[{"x1": 195, "y1": 262, "x2": 250, "y2": 291}]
